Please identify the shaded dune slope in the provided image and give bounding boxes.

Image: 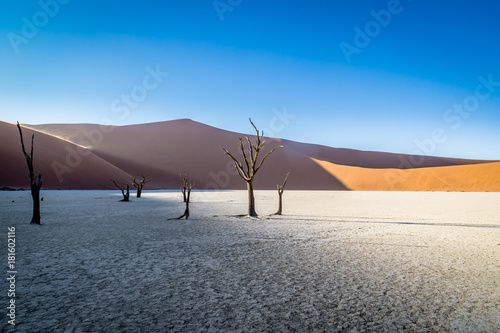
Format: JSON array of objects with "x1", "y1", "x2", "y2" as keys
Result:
[{"x1": 0, "y1": 121, "x2": 131, "y2": 189}]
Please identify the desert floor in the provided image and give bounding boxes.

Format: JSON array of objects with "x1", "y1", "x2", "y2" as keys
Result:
[{"x1": 1, "y1": 190, "x2": 499, "y2": 332}]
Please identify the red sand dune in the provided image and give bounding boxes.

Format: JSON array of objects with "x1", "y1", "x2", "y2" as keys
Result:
[{"x1": 1, "y1": 119, "x2": 498, "y2": 191}]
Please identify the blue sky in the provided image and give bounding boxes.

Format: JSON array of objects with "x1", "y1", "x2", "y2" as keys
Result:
[{"x1": 1, "y1": 0, "x2": 499, "y2": 159}]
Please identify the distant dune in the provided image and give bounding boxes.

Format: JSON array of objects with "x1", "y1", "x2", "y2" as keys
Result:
[
  {"x1": 312, "y1": 158, "x2": 500, "y2": 192},
  {"x1": 1, "y1": 119, "x2": 498, "y2": 191}
]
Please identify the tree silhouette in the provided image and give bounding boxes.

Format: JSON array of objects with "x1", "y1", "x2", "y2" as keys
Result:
[
  {"x1": 132, "y1": 175, "x2": 149, "y2": 198},
  {"x1": 17, "y1": 122, "x2": 42, "y2": 224},
  {"x1": 174, "y1": 171, "x2": 194, "y2": 220},
  {"x1": 112, "y1": 180, "x2": 130, "y2": 202},
  {"x1": 180, "y1": 171, "x2": 191, "y2": 203},
  {"x1": 221, "y1": 118, "x2": 282, "y2": 217},
  {"x1": 274, "y1": 172, "x2": 290, "y2": 215}
]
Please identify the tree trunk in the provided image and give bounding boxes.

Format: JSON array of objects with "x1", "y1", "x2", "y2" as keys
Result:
[
  {"x1": 175, "y1": 187, "x2": 191, "y2": 220},
  {"x1": 182, "y1": 188, "x2": 187, "y2": 202},
  {"x1": 31, "y1": 187, "x2": 41, "y2": 224},
  {"x1": 274, "y1": 173, "x2": 289, "y2": 216},
  {"x1": 117, "y1": 183, "x2": 130, "y2": 202},
  {"x1": 247, "y1": 181, "x2": 257, "y2": 217},
  {"x1": 276, "y1": 191, "x2": 283, "y2": 215},
  {"x1": 182, "y1": 199, "x2": 190, "y2": 219},
  {"x1": 17, "y1": 123, "x2": 42, "y2": 224},
  {"x1": 124, "y1": 185, "x2": 130, "y2": 202},
  {"x1": 133, "y1": 175, "x2": 149, "y2": 198}
]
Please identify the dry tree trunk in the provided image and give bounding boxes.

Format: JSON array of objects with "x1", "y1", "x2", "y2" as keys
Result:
[
  {"x1": 247, "y1": 181, "x2": 257, "y2": 217},
  {"x1": 177, "y1": 187, "x2": 191, "y2": 220},
  {"x1": 221, "y1": 118, "x2": 282, "y2": 217},
  {"x1": 124, "y1": 185, "x2": 130, "y2": 201},
  {"x1": 112, "y1": 180, "x2": 130, "y2": 202},
  {"x1": 181, "y1": 186, "x2": 187, "y2": 203},
  {"x1": 132, "y1": 174, "x2": 149, "y2": 198},
  {"x1": 174, "y1": 172, "x2": 194, "y2": 220},
  {"x1": 17, "y1": 122, "x2": 42, "y2": 224},
  {"x1": 274, "y1": 172, "x2": 290, "y2": 215},
  {"x1": 180, "y1": 171, "x2": 190, "y2": 202}
]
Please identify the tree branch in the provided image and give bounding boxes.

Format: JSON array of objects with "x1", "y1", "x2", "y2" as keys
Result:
[
  {"x1": 30, "y1": 134, "x2": 34, "y2": 161},
  {"x1": 16, "y1": 122, "x2": 28, "y2": 157},
  {"x1": 282, "y1": 172, "x2": 290, "y2": 188},
  {"x1": 255, "y1": 145, "x2": 283, "y2": 173},
  {"x1": 246, "y1": 136, "x2": 255, "y2": 164},
  {"x1": 249, "y1": 118, "x2": 263, "y2": 150},
  {"x1": 249, "y1": 118, "x2": 259, "y2": 137},
  {"x1": 220, "y1": 147, "x2": 249, "y2": 181},
  {"x1": 112, "y1": 180, "x2": 124, "y2": 193},
  {"x1": 239, "y1": 137, "x2": 250, "y2": 174}
]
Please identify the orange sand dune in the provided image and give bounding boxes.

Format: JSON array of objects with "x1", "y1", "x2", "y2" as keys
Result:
[{"x1": 312, "y1": 158, "x2": 500, "y2": 192}]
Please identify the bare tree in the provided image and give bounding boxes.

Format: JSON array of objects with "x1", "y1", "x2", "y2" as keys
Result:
[
  {"x1": 174, "y1": 172, "x2": 194, "y2": 220},
  {"x1": 274, "y1": 172, "x2": 290, "y2": 215},
  {"x1": 17, "y1": 122, "x2": 42, "y2": 224},
  {"x1": 112, "y1": 180, "x2": 130, "y2": 202},
  {"x1": 180, "y1": 171, "x2": 190, "y2": 202},
  {"x1": 132, "y1": 174, "x2": 149, "y2": 198},
  {"x1": 221, "y1": 118, "x2": 282, "y2": 217}
]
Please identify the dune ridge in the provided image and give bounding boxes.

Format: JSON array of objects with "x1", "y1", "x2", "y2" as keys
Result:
[{"x1": 1, "y1": 119, "x2": 498, "y2": 191}]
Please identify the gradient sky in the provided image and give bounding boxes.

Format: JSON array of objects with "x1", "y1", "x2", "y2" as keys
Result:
[{"x1": 1, "y1": 0, "x2": 499, "y2": 159}]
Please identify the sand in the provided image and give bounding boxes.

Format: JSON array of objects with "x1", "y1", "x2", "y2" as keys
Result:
[
  {"x1": 3, "y1": 120, "x2": 498, "y2": 191},
  {"x1": 313, "y1": 158, "x2": 500, "y2": 192},
  {"x1": 1, "y1": 190, "x2": 499, "y2": 332}
]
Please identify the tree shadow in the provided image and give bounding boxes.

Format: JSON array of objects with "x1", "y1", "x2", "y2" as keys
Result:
[{"x1": 266, "y1": 216, "x2": 500, "y2": 229}]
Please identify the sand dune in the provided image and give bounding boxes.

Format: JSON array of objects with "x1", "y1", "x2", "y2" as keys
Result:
[
  {"x1": 0, "y1": 121, "x2": 132, "y2": 189},
  {"x1": 23, "y1": 120, "x2": 349, "y2": 190},
  {"x1": 312, "y1": 158, "x2": 500, "y2": 192},
  {"x1": 1, "y1": 119, "x2": 498, "y2": 191},
  {"x1": 282, "y1": 139, "x2": 490, "y2": 169}
]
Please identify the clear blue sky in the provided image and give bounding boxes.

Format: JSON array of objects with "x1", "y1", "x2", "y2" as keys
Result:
[{"x1": 1, "y1": 0, "x2": 499, "y2": 159}]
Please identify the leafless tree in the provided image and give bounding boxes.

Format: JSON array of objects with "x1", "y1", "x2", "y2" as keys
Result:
[
  {"x1": 17, "y1": 122, "x2": 42, "y2": 224},
  {"x1": 112, "y1": 180, "x2": 130, "y2": 202},
  {"x1": 174, "y1": 171, "x2": 194, "y2": 220},
  {"x1": 274, "y1": 172, "x2": 290, "y2": 215},
  {"x1": 132, "y1": 174, "x2": 149, "y2": 198},
  {"x1": 180, "y1": 171, "x2": 191, "y2": 202},
  {"x1": 221, "y1": 118, "x2": 282, "y2": 217}
]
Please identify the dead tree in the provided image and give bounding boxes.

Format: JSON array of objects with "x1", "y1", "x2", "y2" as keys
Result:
[
  {"x1": 221, "y1": 118, "x2": 282, "y2": 217},
  {"x1": 174, "y1": 173, "x2": 194, "y2": 220},
  {"x1": 180, "y1": 171, "x2": 191, "y2": 202},
  {"x1": 132, "y1": 175, "x2": 149, "y2": 198},
  {"x1": 112, "y1": 180, "x2": 130, "y2": 202},
  {"x1": 274, "y1": 172, "x2": 290, "y2": 215},
  {"x1": 17, "y1": 122, "x2": 42, "y2": 224}
]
